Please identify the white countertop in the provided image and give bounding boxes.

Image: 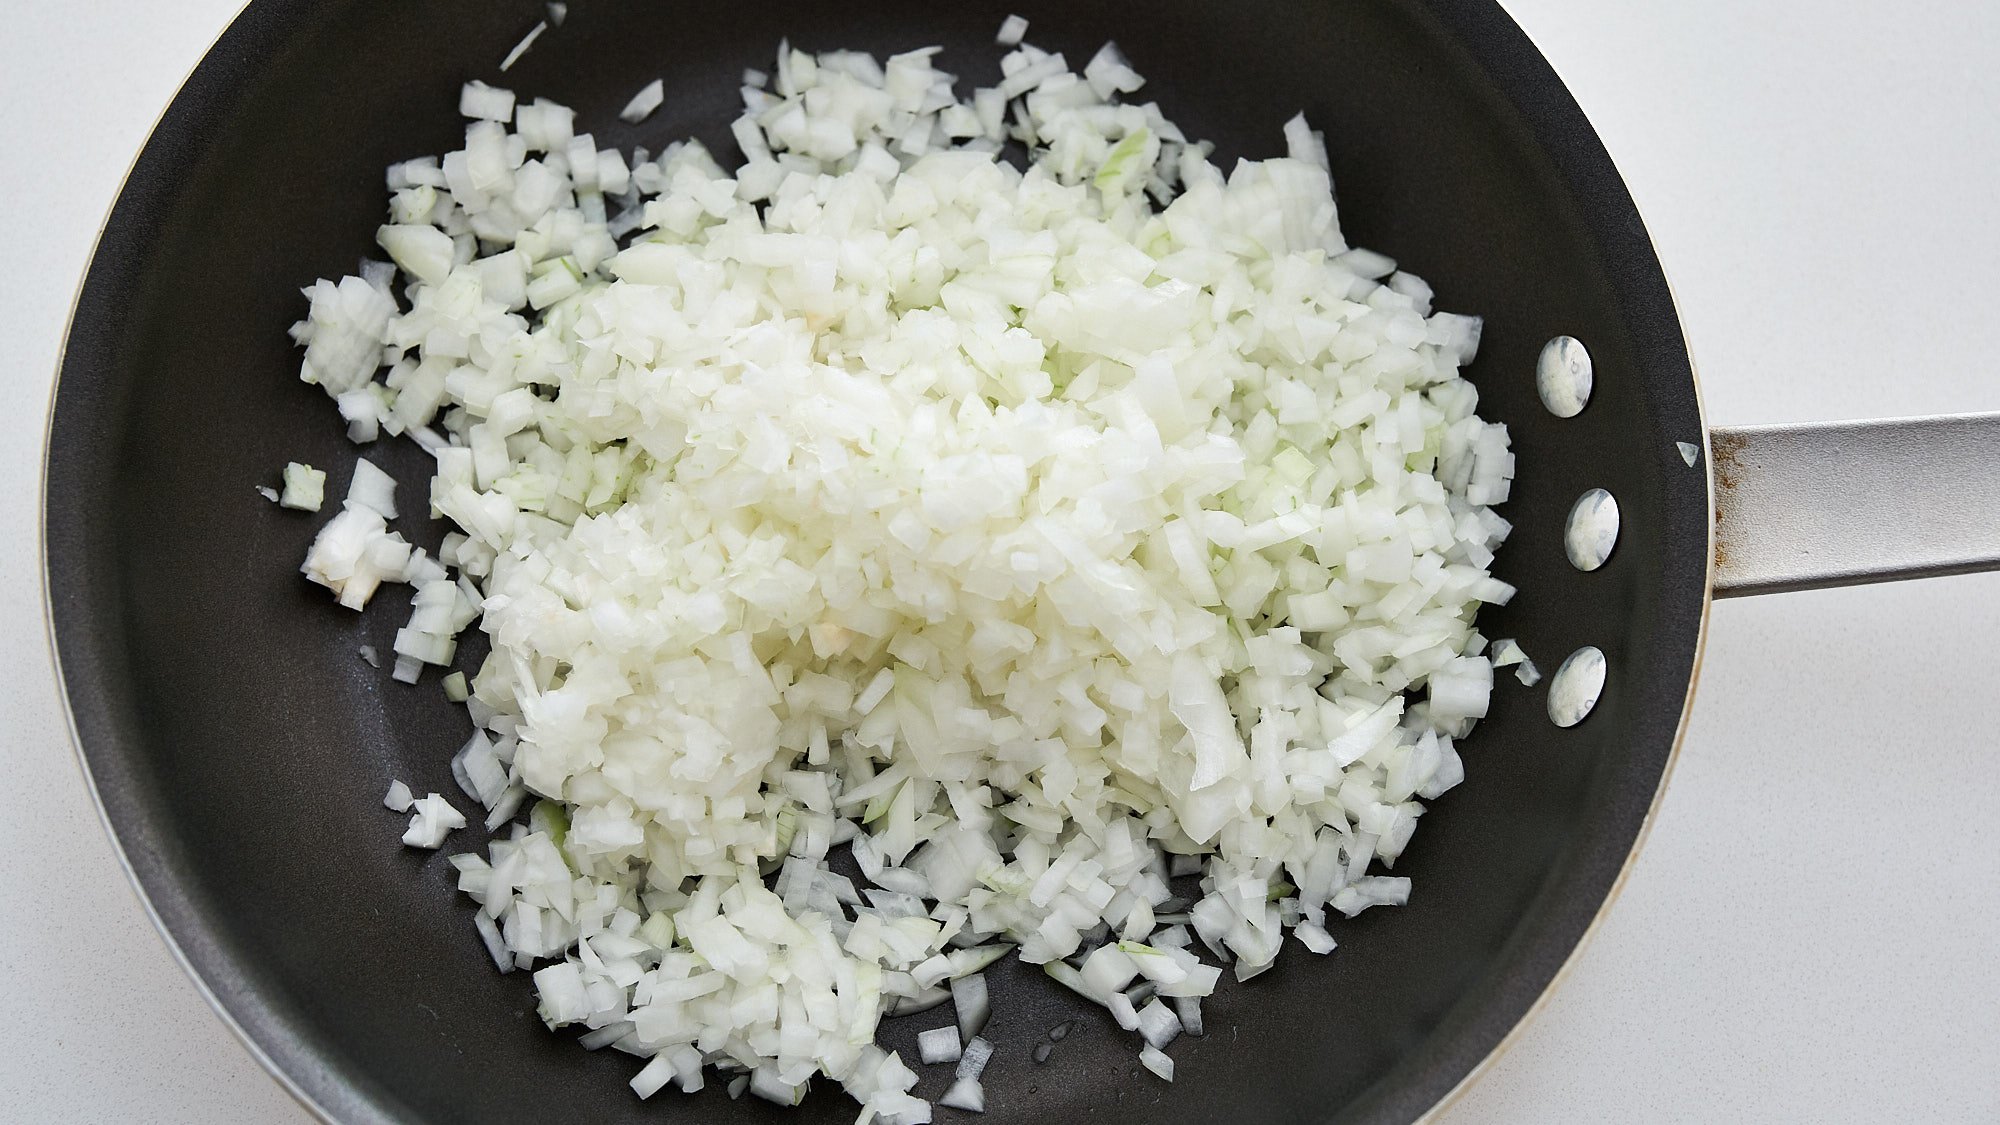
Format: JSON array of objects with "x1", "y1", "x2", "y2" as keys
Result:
[{"x1": 5, "y1": 1, "x2": 1996, "y2": 1120}]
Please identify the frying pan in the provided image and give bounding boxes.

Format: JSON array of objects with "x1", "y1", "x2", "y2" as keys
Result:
[{"x1": 41, "y1": 1, "x2": 2000, "y2": 1122}]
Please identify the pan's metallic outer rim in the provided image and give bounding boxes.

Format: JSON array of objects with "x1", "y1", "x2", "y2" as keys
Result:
[
  {"x1": 37, "y1": 2, "x2": 335, "y2": 1123},
  {"x1": 39, "y1": 4, "x2": 1713, "y2": 1125},
  {"x1": 1415, "y1": 270, "x2": 1716, "y2": 1122}
]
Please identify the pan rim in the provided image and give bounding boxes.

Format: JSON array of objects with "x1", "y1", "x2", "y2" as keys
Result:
[
  {"x1": 39, "y1": 2, "x2": 1713, "y2": 1123},
  {"x1": 34, "y1": 0, "x2": 332, "y2": 1121}
]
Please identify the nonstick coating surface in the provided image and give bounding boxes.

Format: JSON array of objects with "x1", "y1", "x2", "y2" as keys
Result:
[{"x1": 44, "y1": 1, "x2": 1707, "y2": 1121}]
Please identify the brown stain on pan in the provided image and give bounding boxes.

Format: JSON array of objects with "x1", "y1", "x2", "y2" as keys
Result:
[{"x1": 1708, "y1": 430, "x2": 1749, "y2": 571}]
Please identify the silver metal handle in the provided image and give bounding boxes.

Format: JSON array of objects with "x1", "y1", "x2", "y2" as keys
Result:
[{"x1": 1711, "y1": 412, "x2": 2000, "y2": 597}]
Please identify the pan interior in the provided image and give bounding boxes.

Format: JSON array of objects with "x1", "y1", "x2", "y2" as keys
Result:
[{"x1": 44, "y1": 1, "x2": 1706, "y2": 1122}]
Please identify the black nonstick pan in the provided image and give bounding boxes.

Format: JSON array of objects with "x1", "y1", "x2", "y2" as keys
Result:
[{"x1": 43, "y1": 1, "x2": 1998, "y2": 1122}]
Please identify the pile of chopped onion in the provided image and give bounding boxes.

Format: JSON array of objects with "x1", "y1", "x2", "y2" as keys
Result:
[{"x1": 288, "y1": 20, "x2": 1514, "y2": 1121}]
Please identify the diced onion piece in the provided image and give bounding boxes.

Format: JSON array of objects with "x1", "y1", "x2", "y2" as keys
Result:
[
  {"x1": 346, "y1": 458, "x2": 397, "y2": 519},
  {"x1": 956, "y1": 1036, "x2": 995, "y2": 1082},
  {"x1": 939, "y1": 1077, "x2": 985, "y2": 1112},
  {"x1": 1135, "y1": 998, "x2": 1181, "y2": 1048},
  {"x1": 459, "y1": 80, "x2": 517, "y2": 122},
  {"x1": 1172, "y1": 995, "x2": 1204, "y2": 1038},
  {"x1": 500, "y1": 20, "x2": 545, "y2": 71},
  {"x1": 402, "y1": 793, "x2": 466, "y2": 848},
  {"x1": 1294, "y1": 920, "x2": 1336, "y2": 954},
  {"x1": 620, "y1": 78, "x2": 665, "y2": 123},
  {"x1": 952, "y1": 973, "x2": 991, "y2": 1042},
  {"x1": 917, "y1": 1025, "x2": 962, "y2": 1064},
  {"x1": 279, "y1": 462, "x2": 325, "y2": 511},
  {"x1": 1108, "y1": 991, "x2": 1140, "y2": 1031}
]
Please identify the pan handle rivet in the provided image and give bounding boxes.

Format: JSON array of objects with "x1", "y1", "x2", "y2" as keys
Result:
[
  {"x1": 1537, "y1": 335, "x2": 1593, "y2": 417},
  {"x1": 1564, "y1": 488, "x2": 1619, "y2": 571},
  {"x1": 1547, "y1": 646, "x2": 1607, "y2": 728}
]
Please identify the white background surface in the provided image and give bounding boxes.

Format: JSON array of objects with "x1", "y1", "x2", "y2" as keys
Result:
[{"x1": 5, "y1": 0, "x2": 1997, "y2": 1120}]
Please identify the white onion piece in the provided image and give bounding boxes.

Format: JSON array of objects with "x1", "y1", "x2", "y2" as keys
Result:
[
  {"x1": 939, "y1": 1077, "x2": 985, "y2": 1112},
  {"x1": 1108, "y1": 991, "x2": 1140, "y2": 1031},
  {"x1": 1294, "y1": 920, "x2": 1336, "y2": 954},
  {"x1": 459, "y1": 80, "x2": 517, "y2": 122},
  {"x1": 628, "y1": 1052, "x2": 675, "y2": 1099},
  {"x1": 1135, "y1": 998, "x2": 1181, "y2": 1048},
  {"x1": 619, "y1": 79, "x2": 664, "y2": 123},
  {"x1": 1172, "y1": 995, "x2": 1203, "y2": 1038},
  {"x1": 499, "y1": 20, "x2": 545, "y2": 71},
  {"x1": 278, "y1": 462, "x2": 325, "y2": 511},
  {"x1": 917, "y1": 1026, "x2": 962, "y2": 1064},
  {"x1": 957, "y1": 1037, "x2": 994, "y2": 1083},
  {"x1": 951, "y1": 973, "x2": 991, "y2": 1042},
  {"x1": 401, "y1": 793, "x2": 465, "y2": 848}
]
